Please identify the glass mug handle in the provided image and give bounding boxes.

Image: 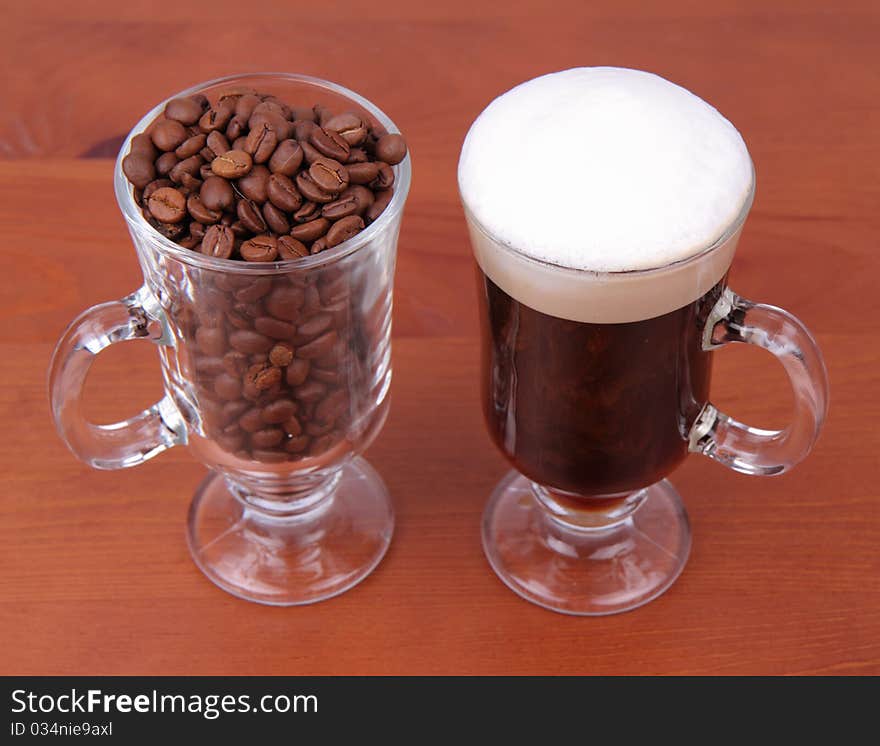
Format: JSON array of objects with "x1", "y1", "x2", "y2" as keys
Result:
[
  {"x1": 49, "y1": 286, "x2": 186, "y2": 469},
  {"x1": 689, "y1": 288, "x2": 829, "y2": 475}
]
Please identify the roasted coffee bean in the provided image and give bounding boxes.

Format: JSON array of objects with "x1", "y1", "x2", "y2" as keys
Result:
[
  {"x1": 187, "y1": 193, "x2": 221, "y2": 224},
  {"x1": 302, "y1": 285, "x2": 322, "y2": 315},
  {"x1": 123, "y1": 153, "x2": 156, "y2": 189},
  {"x1": 309, "y1": 157, "x2": 349, "y2": 194},
  {"x1": 240, "y1": 234, "x2": 278, "y2": 262},
  {"x1": 251, "y1": 449, "x2": 288, "y2": 462},
  {"x1": 143, "y1": 178, "x2": 173, "y2": 202},
  {"x1": 211, "y1": 149, "x2": 252, "y2": 178},
  {"x1": 277, "y1": 235, "x2": 309, "y2": 259},
  {"x1": 237, "y1": 198, "x2": 268, "y2": 233},
  {"x1": 214, "y1": 373, "x2": 242, "y2": 401},
  {"x1": 310, "y1": 237, "x2": 328, "y2": 254},
  {"x1": 293, "y1": 201, "x2": 320, "y2": 223},
  {"x1": 268, "y1": 139, "x2": 304, "y2": 176},
  {"x1": 199, "y1": 162, "x2": 215, "y2": 179},
  {"x1": 293, "y1": 119, "x2": 318, "y2": 142},
  {"x1": 267, "y1": 173, "x2": 302, "y2": 212},
  {"x1": 290, "y1": 217, "x2": 330, "y2": 242},
  {"x1": 346, "y1": 148, "x2": 368, "y2": 164},
  {"x1": 375, "y1": 133, "x2": 407, "y2": 165},
  {"x1": 170, "y1": 155, "x2": 204, "y2": 183},
  {"x1": 179, "y1": 172, "x2": 203, "y2": 194},
  {"x1": 154, "y1": 151, "x2": 179, "y2": 176},
  {"x1": 265, "y1": 286, "x2": 305, "y2": 320},
  {"x1": 322, "y1": 193, "x2": 359, "y2": 219},
  {"x1": 175, "y1": 133, "x2": 207, "y2": 159},
  {"x1": 151, "y1": 119, "x2": 188, "y2": 151},
  {"x1": 297, "y1": 330, "x2": 338, "y2": 360},
  {"x1": 285, "y1": 435, "x2": 310, "y2": 453},
  {"x1": 198, "y1": 98, "x2": 236, "y2": 132},
  {"x1": 370, "y1": 162, "x2": 395, "y2": 190},
  {"x1": 326, "y1": 215, "x2": 364, "y2": 247},
  {"x1": 225, "y1": 114, "x2": 248, "y2": 141},
  {"x1": 235, "y1": 93, "x2": 261, "y2": 120},
  {"x1": 153, "y1": 219, "x2": 187, "y2": 239},
  {"x1": 294, "y1": 380, "x2": 327, "y2": 403},
  {"x1": 296, "y1": 314, "x2": 333, "y2": 342},
  {"x1": 366, "y1": 188, "x2": 394, "y2": 223},
  {"x1": 244, "y1": 121, "x2": 278, "y2": 164},
  {"x1": 190, "y1": 221, "x2": 207, "y2": 241},
  {"x1": 346, "y1": 161, "x2": 380, "y2": 185},
  {"x1": 196, "y1": 326, "x2": 226, "y2": 356},
  {"x1": 251, "y1": 318, "x2": 294, "y2": 341},
  {"x1": 217, "y1": 431, "x2": 245, "y2": 453},
  {"x1": 201, "y1": 224, "x2": 235, "y2": 259},
  {"x1": 311, "y1": 367, "x2": 341, "y2": 385},
  {"x1": 318, "y1": 274, "x2": 349, "y2": 304},
  {"x1": 269, "y1": 342, "x2": 295, "y2": 367},
  {"x1": 342, "y1": 185, "x2": 374, "y2": 215},
  {"x1": 223, "y1": 350, "x2": 249, "y2": 376},
  {"x1": 205, "y1": 130, "x2": 230, "y2": 158},
  {"x1": 296, "y1": 170, "x2": 334, "y2": 203},
  {"x1": 285, "y1": 358, "x2": 310, "y2": 386},
  {"x1": 306, "y1": 419, "x2": 335, "y2": 436},
  {"x1": 249, "y1": 109, "x2": 291, "y2": 140},
  {"x1": 230, "y1": 220, "x2": 250, "y2": 238},
  {"x1": 229, "y1": 329, "x2": 273, "y2": 354},
  {"x1": 325, "y1": 112, "x2": 368, "y2": 146},
  {"x1": 195, "y1": 355, "x2": 226, "y2": 375},
  {"x1": 292, "y1": 106, "x2": 316, "y2": 123},
  {"x1": 313, "y1": 104, "x2": 333, "y2": 126},
  {"x1": 222, "y1": 400, "x2": 250, "y2": 426},
  {"x1": 261, "y1": 399, "x2": 297, "y2": 424},
  {"x1": 309, "y1": 126, "x2": 350, "y2": 161},
  {"x1": 262, "y1": 202, "x2": 290, "y2": 235},
  {"x1": 239, "y1": 408, "x2": 264, "y2": 433},
  {"x1": 311, "y1": 433, "x2": 341, "y2": 454},
  {"x1": 130, "y1": 133, "x2": 158, "y2": 158},
  {"x1": 234, "y1": 277, "x2": 272, "y2": 302},
  {"x1": 262, "y1": 96, "x2": 293, "y2": 119},
  {"x1": 283, "y1": 415, "x2": 303, "y2": 436},
  {"x1": 200, "y1": 176, "x2": 235, "y2": 211},
  {"x1": 315, "y1": 389, "x2": 347, "y2": 423},
  {"x1": 251, "y1": 427, "x2": 284, "y2": 448},
  {"x1": 165, "y1": 96, "x2": 206, "y2": 125},
  {"x1": 254, "y1": 365, "x2": 282, "y2": 390},
  {"x1": 237, "y1": 164, "x2": 270, "y2": 203},
  {"x1": 300, "y1": 140, "x2": 323, "y2": 165},
  {"x1": 147, "y1": 187, "x2": 187, "y2": 223}
]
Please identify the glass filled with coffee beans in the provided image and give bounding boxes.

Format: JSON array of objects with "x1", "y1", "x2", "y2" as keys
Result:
[{"x1": 49, "y1": 74, "x2": 411, "y2": 605}]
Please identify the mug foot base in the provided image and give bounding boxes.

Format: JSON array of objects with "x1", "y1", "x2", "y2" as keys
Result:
[
  {"x1": 186, "y1": 457, "x2": 394, "y2": 606},
  {"x1": 482, "y1": 472, "x2": 691, "y2": 616}
]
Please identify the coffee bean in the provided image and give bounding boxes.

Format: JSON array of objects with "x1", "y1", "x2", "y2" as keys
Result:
[
  {"x1": 311, "y1": 433, "x2": 341, "y2": 454},
  {"x1": 266, "y1": 173, "x2": 302, "y2": 212},
  {"x1": 268, "y1": 139, "x2": 304, "y2": 176},
  {"x1": 234, "y1": 93, "x2": 261, "y2": 120},
  {"x1": 190, "y1": 221, "x2": 207, "y2": 241},
  {"x1": 269, "y1": 342, "x2": 295, "y2": 367},
  {"x1": 366, "y1": 188, "x2": 394, "y2": 223},
  {"x1": 223, "y1": 350, "x2": 249, "y2": 376},
  {"x1": 201, "y1": 224, "x2": 235, "y2": 259},
  {"x1": 296, "y1": 315, "x2": 333, "y2": 343},
  {"x1": 343, "y1": 185, "x2": 374, "y2": 215},
  {"x1": 234, "y1": 277, "x2": 272, "y2": 302},
  {"x1": 285, "y1": 435, "x2": 310, "y2": 453},
  {"x1": 261, "y1": 398, "x2": 297, "y2": 424},
  {"x1": 217, "y1": 431, "x2": 245, "y2": 453},
  {"x1": 370, "y1": 162, "x2": 395, "y2": 189},
  {"x1": 229, "y1": 329, "x2": 273, "y2": 354},
  {"x1": 300, "y1": 141, "x2": 323, "y2": 165},
  {"x1": 309, "y1": 157, "x2": 349, "y2": 194},
  {"x1": 249, "y1": 109, "x2": 291, "y2": 140},
  {"x1": 200, "y1": 176, "x2": 235, "y2": 211},
  {"x1": 296, "y1": 170, "x2": 335, "y2": 203},
  {"x1": 325, "y1": 112, "x2": 368, "y2": 146},
  {"x1": 306, "y1": 419, "x2": 335, "y2": 436},
  {"x1": 211, "y1": 149, "x2": 252, "y2": 179},
  {"x1": 240, "y1": 235, "x2": 278, "y2": 262},
  {"x1": 237, "y1": 164, "x2": 270, "y2": 203},
  {"x1": 290, "y1": 217, "x2": 331, "y2": 242},
  {"x1": 198, "y1": 98, "x2": 236, "y2": 132},
  {"x1": 155, "y1": 151, "x2": 179, "y2": 176},
  {"x1": 254, "y1": 364, "x2": 282, "y2": 390},
  {"x1": 205, "y1": 131, "x2": 230, "y2": 158},
  {"x1": 225, "y1": 114, "x2": 248, "y2": 141},
  {"x1": 313, "y1": 104, "x2": 333, "y2": 126},
  {"x1": 196, "y1": 326, "x2": 226, "y2": 356},
  {"x1": 310, "y1": 237, "x2": 328, "y2": 254},
  {"x1": 322, "y1": 194, "x2": 359, "y2": 220},
  {"x1": 346, "y1": 161, "x2": 380, "y2": 185},
  {"x1": 293, "y1": 201, "x2": 320, "y2": 223},
  {"x1": 221, "y1": 400, "x2": 250, "y2": 425},
  {"x1": 199, "y1": 162, "x2": 214, "y2": 179},
  {"x1": 293, "y1": 119, "x2": 318, "y2": 142},
  {"x1": 297, "y1": 330, "x2": 338, "y2": 359},
  {"x1": 294, "y1": 380, "x2": 327, "y2": 403},
  {"x1": 214, "y1": 372, "x2": 242, "y2": 401},
  {"x1": 283, "y1": 415, "x2": 303, "y2": 436},
  {"x1": 187, "y1": 193, "x2": 221, "y2": 224},
  {"x1": 143, "y1": 178, "x2": 173, "y2": 202},
  {"x1": 237, "y1": 198, "x2": 268, "y2": 233},
  {"x1": 230, "y1": 220, "x2": 250, "y2": 238},
  {"x1": 326, "y1": 215, "x2": 364, "y2": 247},
  {"x1": 165, "y1": 96, "x2": 206, "y2": 125},
  {"x1": 239, "y1": 408, "x2": 264, "y2": 433},
  {"x1": 277, "y1": 235, "x2": 309, "y2": 259},
  {"x1": 375, "y1": 133, "x2": 407, "y2": 165},
  {"x1": 151, "y1": 119, "x2": 188, "y2": 151},
  {"x1": 244, "y1": 121, "x2": 278, "y2": 164},
  {"x1": 346, "y1": 148, "x2": 368, "y2": 164},
  {"x1": 265, "y1": 286, "x2": 305, "y2": 320},
  {"x1": 175, "y1": 133, "x2": 207, "y2": 159},
  {"x1": 178, "y1": 172, "x2": 203, "y2": 194},
  {"x1": 123, "y1": 153, "x2": 156, "y2": 188},
  {"x1": 130, "y1": 133, "x2": 158, "y2": 159},
  {"x1": 315, "y1": 389, "x2": 347, "y2": 424},
  {"x1": 311, "y1": 366, "x2": 341, "y2": 385},
  {"x1": 262, "y1": 202, "x2": 290, "y2": 234},
  {"x1": 147, "y1": 187, "x2": 187, "y2": 223},
  {"x1": 254, "y1": 316, "x2": 297, "y2": 338},
  {"x1": 309, "y1": 126, "x2": 350, "y2": 161},
  {"x1": 153, "y1": 219, "x2": 187, "y2": 239},
  {"x1": 285, "y1": 358, "x2": 310, "y2": 387},
  {"x1": 251, "y1": 428, "x2": 284, "y2": 449}
]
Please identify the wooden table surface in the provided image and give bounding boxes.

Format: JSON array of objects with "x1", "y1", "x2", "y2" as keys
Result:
[{"x1": 2, "y1": 0, "x2": 878, "y2": 676}]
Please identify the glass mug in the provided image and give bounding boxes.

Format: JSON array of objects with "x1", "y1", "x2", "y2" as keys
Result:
[
  {"x1": 463, "y1": 173, "x2": 829, "y2": 616},
  {"x1": 49, "y1": 74, "x2": 411, "y2": 606}
]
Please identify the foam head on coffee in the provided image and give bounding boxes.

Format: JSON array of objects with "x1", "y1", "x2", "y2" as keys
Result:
[{"x1": 459, "y1": 67, "x2": 754, "y2": 323}]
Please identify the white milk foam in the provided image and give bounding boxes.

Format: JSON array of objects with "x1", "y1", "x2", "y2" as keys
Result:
[{"x1": 459, "y1": 67, "x2": 754, "y2": 322}]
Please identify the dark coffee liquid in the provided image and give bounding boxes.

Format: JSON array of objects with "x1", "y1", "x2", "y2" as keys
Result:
[{"x1": 478, "y1": 271, "x2": 723, "y2": 496}]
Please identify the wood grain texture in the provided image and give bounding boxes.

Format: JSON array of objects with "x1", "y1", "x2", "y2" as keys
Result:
[{"x1": 1, "y1": 0, "x2": 878, "y2": 675}]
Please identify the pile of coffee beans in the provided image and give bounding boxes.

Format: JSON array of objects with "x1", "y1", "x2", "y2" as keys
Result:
[{"x1": 122, "y1": 88, "x2": 407, "y2": 259}]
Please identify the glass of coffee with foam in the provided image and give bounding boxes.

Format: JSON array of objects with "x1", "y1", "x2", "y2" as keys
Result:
[{"x1": 459, "y1": 67, "x2": 829, "y2": 615}]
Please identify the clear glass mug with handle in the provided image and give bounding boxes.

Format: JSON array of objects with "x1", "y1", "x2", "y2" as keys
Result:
[
  {"x1": 49, "y1": 73, "x2": 411, "y2": 606},
  {"x1": 463, "y1": 168, "x2": 829, "y2": 617}
]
